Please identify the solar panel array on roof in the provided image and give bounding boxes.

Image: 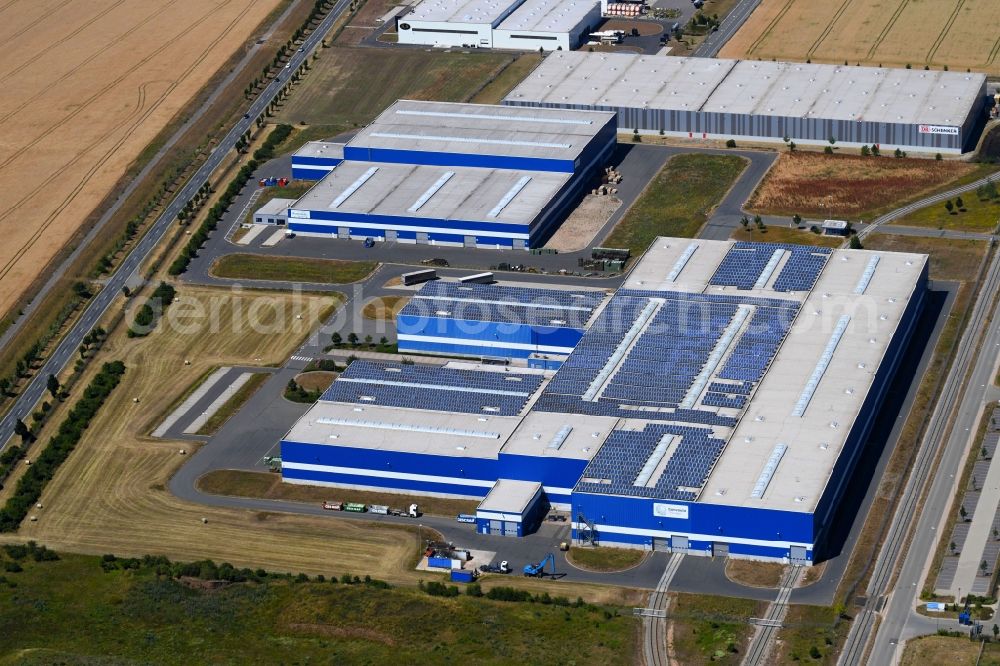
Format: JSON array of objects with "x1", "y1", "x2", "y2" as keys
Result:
[
  {"x1": 321, "y1": 360, "x2": 543, "y2": 416},
  {"x1": 574, "y1": 423, "x2": 726, "y2": 500},
  {"x1": 709, "y1": 242, "x2": 833, "y2": 291}
]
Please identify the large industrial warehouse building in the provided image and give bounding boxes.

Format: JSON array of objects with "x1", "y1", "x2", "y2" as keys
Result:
[
  {"x1": 396, "y1": 0, "x2": 602, "y2": 51},
  {"x1": 280, "y1": 237, "x2": 928, "y2": 564},
  {"x1": 503, "y1": 51, "x2": 989, "y2": 154},
  {"x1": 283, "y1": 100, "x2": 617, "y2": 249}
]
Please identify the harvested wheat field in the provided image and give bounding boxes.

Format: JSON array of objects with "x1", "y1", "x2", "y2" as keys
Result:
[
  {"x1": 721, "y1": 0, "x2": 1000, "y2": 75},
  {"x1": 0, "y1": 0, "x2": 280, "y2": 319},
  {"x1": 746, "y1": 152, "x2": 981, "y2": 219},
  {"x1": 0, "y1": 287, "x2": 429, "y2": 578}
]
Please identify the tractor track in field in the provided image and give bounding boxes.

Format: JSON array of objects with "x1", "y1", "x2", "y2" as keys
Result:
[
  {"x1": 0, "y1": 0, "x2": 237, "y2": 165},
  {"x1": 925, "y1": 0, "x2": 966, "y2": 67},
  {"x1": 0, "y1": 0, "x2": 180, "y2": 88},
  {"x1": 0, "y1": 0, "x2": 256, "y2": 284},
  {"x1": 805, "y1": 0, "x2": 856, "y2": 63},
  {"x1": 745, "y1": 0, "x2": 795, "y2": 57},
  {"x1": 865, "y1": 0, "x2": 910, "y2": 61}
]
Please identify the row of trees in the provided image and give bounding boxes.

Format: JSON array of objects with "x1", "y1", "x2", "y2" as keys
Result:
[
  {"x1": 168, "y1": 161, "x2": 261, "y2": 275},
  {"x1": 0, "y1": 361, "x2": 126, "y2": 532},
  {"x1": 127, "y1": 282, "x2": 177, "y2": 338}
]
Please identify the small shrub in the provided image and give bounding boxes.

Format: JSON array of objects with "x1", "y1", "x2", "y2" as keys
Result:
[{"x1": 725, "y1": 139, "x2": 736, "y2": 148}]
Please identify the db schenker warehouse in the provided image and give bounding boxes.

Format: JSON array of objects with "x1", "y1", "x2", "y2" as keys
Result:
[
  {"x1": 503, "y1": 51, "x2": 988, "y2": 154},
  {"x1": 280, "y1": 237, "x2": 927, "y2": 564}
]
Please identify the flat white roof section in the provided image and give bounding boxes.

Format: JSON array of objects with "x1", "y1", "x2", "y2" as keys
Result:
[
  {"x1": 351, "y1": 100, "x2": 615, "y2": 163},
  {"x1": 293, "y1": 141, "x2": 345, "y2": 160},
  {"x1": 329, "y1": 166, "x2": 379, "y2": 209},
  {"x1": 488, "y1": 176, "x2": 533, "y2": 218},
  {"x1": 855, "y1": 256, "x2": 880, "y2": 295},
  {"x1": 505, "y1": 51, "x2": 986, "y2": 128},
  {"x1": 792, "y1": 315, "x2": 852, "y2": 417},
  {"x1": 291, "y1": 161, "x2": 569, "y2": 226},
  {"x1": 255, "y1": 198, "x2": 297, "y2": 216},
  {"x1": 477, "y1": 479, "x2": 542, "y2": 514},
  {"x1": 750, "y1": 444, "x2": 787, "y2": 499},
  {"x1": 497, "y1": 0, "x2": 599, "y2": 33},
  {"x1": 666, "y1": 242, "x2": 699, "y2": 283},
  {"x1": 408, "y1": 171, "x2": 455, "y2": 212},
  {"x1": 407, "y1": 0, "x2": 516, "y2": 24}
]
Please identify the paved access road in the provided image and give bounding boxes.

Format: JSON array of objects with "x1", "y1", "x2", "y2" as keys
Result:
[
  {"x1": 0, "y1": 0, "x2": 353, "y2": 451},
  {"x1": 842, "y1": 243, "x2": 1000, "y2": 666},
  {"x1": 692, "y1": 0, "x2": 762, "y2": 58}
]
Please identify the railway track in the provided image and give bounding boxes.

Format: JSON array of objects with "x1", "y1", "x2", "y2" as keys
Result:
[
  {"x1": 639, "y1": 553, "x2": 683, "y2": 666},
  {"x1": 838, "y1": 241, "x2": 1000, "y2": 665},
  {"x1": 741, "y1": 566, "x2": 801, "y2": 666}
]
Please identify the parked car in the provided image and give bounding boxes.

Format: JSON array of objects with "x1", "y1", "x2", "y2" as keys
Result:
[{"x1": 363, "y1": 237, "x2": 375, "y2": 248}]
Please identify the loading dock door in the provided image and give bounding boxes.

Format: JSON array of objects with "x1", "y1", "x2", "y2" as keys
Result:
[
  {"x1": 503, "y1": 521, "x2": 519, "y2": 536},
  {"x1": 671, "y1": 536, "x2": 689, "y2": 553},
  {"x1": 385, "y1": 229, "x2": 397, "y2": 242},
  {"x1": 489, "y1": 520, "x2": 503, "y2": 535},
  {"x1": 790, "y1": 546, "x2": 809, "y2": 564},
  {"x1": 416, "y1": 232, "x2": 429, "y2": 243},
  {"x1": 712, "y1": 542, "x2": 730, "y2": 558},
  {"x1": 337, "y1": 227, "x2": 350, "y2": 239},
  {"x1": 652, "y1": 537, "x2": 671, "y2": 552},
  {"x1": 464, "y1": 235, "x2": 476, "y2": 248}
]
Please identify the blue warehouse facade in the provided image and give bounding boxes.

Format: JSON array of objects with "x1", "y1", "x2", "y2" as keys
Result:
[
  {"x1": 396, "y1": 281, "x2": 606, "y2": 360},
  {"x1": 280, "y1": 240, "x2": 929, "y2": 565},
  {"x1": 281, "y1": 100, "x2": 617, "y2": 250}
]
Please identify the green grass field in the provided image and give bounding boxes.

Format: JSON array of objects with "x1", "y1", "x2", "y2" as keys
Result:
[
  {"x1": 0, "y1": 552, "x2": 637, "y2": 664},
  {"x1": 277, "y1": 47, "x2": 514, "y2": 131},
  {"x1": 891, "y1": 195, "x2": 1000, "y2": 233},
  {"x1": 567, "y1": 547, "x2": 646, "y2": 572},
  {"x1": 210, "y1": 254, "x2": 377, "y2": 284},
  {"x1": 669, "y1": 593, "x2": 764, "y2": 665},
  {"x1": 603, "y1": 154, "x2": 747, "y2": 255}
]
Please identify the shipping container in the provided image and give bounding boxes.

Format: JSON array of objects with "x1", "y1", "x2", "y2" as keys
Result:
[
  {"x1": 428, "y1": 556, "x2": 453, "y2": 569},
  {"x1": 322, "y1": 501, "x2": 343, "y2": 510},
  {"x1": 344, "y1": 502, "x2": 367, "y2": 512},
  {"x1": 450, "y1": 569, "x2": 476, "y2": 583},
  {"x1": 368, "y1": 504, "x2": 390, "y2": 515}
]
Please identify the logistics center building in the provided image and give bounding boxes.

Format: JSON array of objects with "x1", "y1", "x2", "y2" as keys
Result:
[
  {"x1": 503, "y1": 51, "x2": 989, "y2": 154},
  {"x1": 284, "y1": 100, "x2": 617, "y2": 249},
  {"x1": 396, "y1": 0, "x2": 602, "y2": 51},
  {"x1": 280, "y1": 238, "x2": 928, "y2": 563}
]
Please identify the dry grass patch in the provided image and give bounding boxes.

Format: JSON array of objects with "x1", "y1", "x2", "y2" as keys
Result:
[
  {"x1": 361, "y1": 295, "x2": 409, "y2": 320},
  {"x1": 197, "y1": 469, "x2": 480, "y2": 517},
  {"x1": 293, "y1": 370, "x2": 336, "y2": 392},
  {"x1": 747, "y1": 153, "x2": 982, "y2": 219},
  {"x1": 900, "y1": 635, "x2": 999, "y2": 666},
  {"x1": 211, "y1": 254, "x2": 378, "y2": 284},
  {"x1": 0, "y1": 287, "x2": 434, "y2": 579},
  {"x1": 862, "y1": 235, "x2": 988, "y2": 282},
  {"x1": 470, "y1": 53, "x2": 543, "y2": 105},
  {"x1": 723, "y1": 559, "x2": 785, "y2": 588}
]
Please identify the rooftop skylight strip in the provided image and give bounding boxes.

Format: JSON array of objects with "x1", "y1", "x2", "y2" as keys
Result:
[
  {"x1": 680, "y1": 304, "x2": 753, "y2": 409},
  {"x1": 792, "y1": 314, "x2": 851, "y2": 417},
  {"x1": 666, "y1": 243, "x2": 698, "y2": 282},
  {"x1": 336, "y1": 377, "x2": 529, "y2": 397},
  {"x1": 329, "y1": 166, "x2": 379, "y2": 209},
  {"x1": 395, "y1": 109, "x2": 593, "y2": 125},
  {"x1": 854, "y1": 256, "x2": 880, "y2": 294},
  {"x1": 370, "y1": 132, "x2": 570, "y2": 149},
  {"x1": 582, "y1": 299, "x2": 660, "y2": 402},
  {"x1": 634, "y1": 434, "x2": 675, "y2": 487},
  {"x1": 315, "y1": 417, "x2": 500, "y2": 439},
  {"x1": 488, "y1": 176, "x2": 533, "y2": 218},
  {"x1": 547, "y1": 425, "x2": 574, "y2": 450},
  {"x1": 750, "y1": 443, "x2": 787, "y2": 499},
  {"x1": 407, "y1": 171, "x2": 454, "y2": 212},
  {"x1": 754, "y1": 249, "x2": 786, "y2": 289}
]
